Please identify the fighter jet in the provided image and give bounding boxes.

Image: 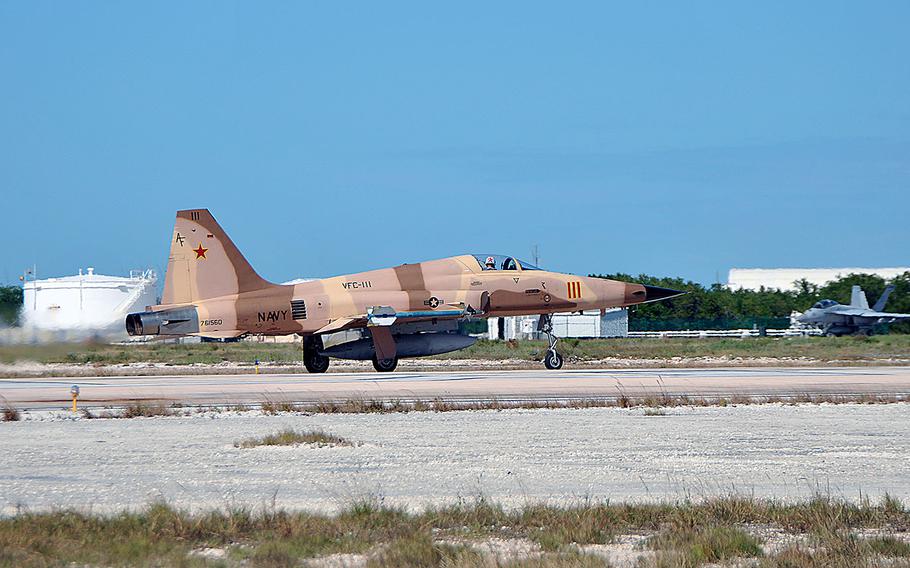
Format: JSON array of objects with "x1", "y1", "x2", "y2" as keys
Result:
[
  {"x1": 797, "y1": 285, "x2": 910, "y2": 336},
  {"x1": 126, "y1": 209, "x2": 683, "y2": 372}
]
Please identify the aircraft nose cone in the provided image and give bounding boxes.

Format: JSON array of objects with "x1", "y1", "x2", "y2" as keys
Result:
[{"x1": 642, "y1": 285, "x2": 686, "y2": 302}]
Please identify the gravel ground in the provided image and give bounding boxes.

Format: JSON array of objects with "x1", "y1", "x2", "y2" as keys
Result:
[{"x1": 1, "y1": 403, "x2": 908, "y2": 515}]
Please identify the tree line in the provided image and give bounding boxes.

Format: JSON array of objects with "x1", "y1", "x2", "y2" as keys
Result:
[
  {"x1": 592, "y1": 272, "x2": 910, "y2": 332},
  {"x1": 0, "y1": 286, "x2": 23, "y2": 326}
]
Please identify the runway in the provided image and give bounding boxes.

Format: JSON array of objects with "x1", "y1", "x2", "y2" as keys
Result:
[{"x1": 2, "y1": 366, "x2": 910, "y2": 410}]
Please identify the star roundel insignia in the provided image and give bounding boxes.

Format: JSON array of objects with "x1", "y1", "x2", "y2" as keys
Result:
[
  {"x1": 428, "y1": 296, "x2": 440, "y2": 309},
  {"x1": 193, "y1": 244, "x2": 208, "y2": 259}
]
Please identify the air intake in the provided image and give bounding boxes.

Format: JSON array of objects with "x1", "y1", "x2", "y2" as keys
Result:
[{"x1": 291, "y1": 299, "x2": 307, "y2": 320}]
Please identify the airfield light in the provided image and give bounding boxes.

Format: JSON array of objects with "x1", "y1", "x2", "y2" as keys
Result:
[{"x1": 70, "y1": 384, "x2": 80, "y2": 413}]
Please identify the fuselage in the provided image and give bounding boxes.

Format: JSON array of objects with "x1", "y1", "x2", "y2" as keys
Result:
[{"x1": 166, "y1": 254, "x2": 650, "y2": 338}]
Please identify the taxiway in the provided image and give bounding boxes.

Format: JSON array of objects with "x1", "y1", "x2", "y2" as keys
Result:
[{"x1": 2, "y1": 366, "x2": 910, "y2": 410}]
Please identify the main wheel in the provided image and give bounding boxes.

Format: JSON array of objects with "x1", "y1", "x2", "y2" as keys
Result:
[
  {"x1": 304, "y1": 352, "x2": 330, "y2": 373},
  {"x1": 543, "y1": 349, "x2": 564, "y2": 370},
  {"x1": 372, "y1": 356, "x2": 399, "y2": 372}
]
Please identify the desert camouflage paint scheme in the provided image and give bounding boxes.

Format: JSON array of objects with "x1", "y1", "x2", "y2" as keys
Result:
[{"x1": 126, "y1": 210, "x2": 682, "y2": 371}]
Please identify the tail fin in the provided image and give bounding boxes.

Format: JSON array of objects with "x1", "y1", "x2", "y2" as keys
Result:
[
  {"x1": 161, "y1": 209, "x2": 274, "y2": 305},
  {"x1": 873, "y1": 285, "x2": 895, "y2": 312},
  {"x1": 850, "y1": 285, "x2": 870, "y2": 309}
]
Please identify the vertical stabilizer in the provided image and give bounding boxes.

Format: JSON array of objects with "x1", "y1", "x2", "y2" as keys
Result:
[
  {"x1": 873, "y1": 285, "x2": 895, "y2": 312},
  {"x1": 850, "y1": 285, "x2": 869, "y2": 309},
  {"x1": 161, "y1": 209, "x2": 275, "y2": 305}
]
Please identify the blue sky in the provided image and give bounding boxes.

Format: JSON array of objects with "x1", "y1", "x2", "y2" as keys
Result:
[{"x1": 2, "y1": 2, "x2": 908, "y2": 285}]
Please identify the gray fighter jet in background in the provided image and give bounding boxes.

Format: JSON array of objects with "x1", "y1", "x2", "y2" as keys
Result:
[{"x1": 797, "y1": 285, "x2": 910, "y2": 336}]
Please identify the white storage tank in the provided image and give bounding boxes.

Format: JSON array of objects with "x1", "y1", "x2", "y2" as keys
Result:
[{"x1": 22, "y1": 268, "x2": 157, "y2": 340}]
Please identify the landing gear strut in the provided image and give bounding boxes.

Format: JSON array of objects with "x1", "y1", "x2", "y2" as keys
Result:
[
  {"x1": 538, "y1": 314, "x2": 564, "y2": 370},
  {"x1": 303, "y1": 335, "x2": 330, "y2": 373}
]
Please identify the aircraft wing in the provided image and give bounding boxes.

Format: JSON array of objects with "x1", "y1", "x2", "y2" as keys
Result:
[
  {"x1": 315, "y1": 304, "x2": 469, "y2": 334},
  {"x1": 864, "y1": 311, "x2": 910, "y2": 320},
  {"x1": 827, "y1": 306, "x2": 872, "y2": 316},
  {"x1": 829, "y1": 306, "x2": 910, "y2": 319}
]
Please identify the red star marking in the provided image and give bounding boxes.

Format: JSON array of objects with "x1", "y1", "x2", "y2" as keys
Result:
[{"x1": 193, "y1": 244, "x2": 208, "y2": 259}]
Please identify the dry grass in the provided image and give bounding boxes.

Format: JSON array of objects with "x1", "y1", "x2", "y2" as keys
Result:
[
  {"x1": 43, "y1": 391, "x2": 910, "y2": 422},
  {"x1": 120, "y1": 401, "x2": 178, "y2": 418},
  {"x1": 758, "y1": 531, "x2": 910, "y2": 567},
  {"x1": 649, "y1": 525, "x2": 764, "y2": 567},
  {"x1": 234, "y1": 428, "x2": 351, "y2": 448},
  {"x1": 2, "y1": 405, "x2": 20, "y2": 421},
  {"x1": 0, "y1": 495, "x2": 908, "y2": 567},
  {"x1": 867, "y1": 535, "x2": 910, "y2": 556},
  {"x1": 289, "y1": 393, "x2": 907, "y2": 414}
]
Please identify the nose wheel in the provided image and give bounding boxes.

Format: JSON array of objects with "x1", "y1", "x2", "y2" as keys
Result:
[
  {"x1": 544, "y1": 349, "x2": 564, "y2": 370},
  {"x1": 538, "y1": 314, "x2": 564, "y2": 370}
]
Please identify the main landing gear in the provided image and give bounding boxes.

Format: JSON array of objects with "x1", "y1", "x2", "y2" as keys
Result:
[
  {"x1": 538, "y1": 314, "x2": 564, "y2": 370},
  {"x1": 372, "y1": 355, "x2": 399, "y2": 372},
  {"x1": 303, "y1": 336, "x2": 330, "y2": 373}
]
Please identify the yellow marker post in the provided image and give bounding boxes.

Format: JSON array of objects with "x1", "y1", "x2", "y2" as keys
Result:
[
  {"x1": 255, "y1": 359, "x2": 260, "y2": 375},
  {"x1": 70, "y1": 384, "x2": 80, "y2": 413}
]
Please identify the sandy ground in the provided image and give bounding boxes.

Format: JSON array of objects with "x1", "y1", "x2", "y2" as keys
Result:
[{"x1": 1, "y1": 403, "x2": 908, "y2": 515}]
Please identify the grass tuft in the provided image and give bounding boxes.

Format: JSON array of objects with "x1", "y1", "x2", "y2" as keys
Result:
[
  {"x1": 866, "y1": 535, "x2": 910, "y2": 557},
  {"x1": 365, "y1": 533, "x2": 474, "y2": 568},
  {"x1": 2, "y1": 405, "x2": 20, "y2": 421},
  {"x1": 650, "y1": 525, "x2": 763, "y2": 567},
  {"x1": 120, "y1": 401, "x2": 176, "y2": 418},
  {"x1": 234, "y1": 428, "x2": 351, "y2": 448}
]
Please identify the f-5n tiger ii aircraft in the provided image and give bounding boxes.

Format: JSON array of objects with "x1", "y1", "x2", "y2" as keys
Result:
[{"x1": 126, "y1": 209, "x2": 684, "y2": 372}]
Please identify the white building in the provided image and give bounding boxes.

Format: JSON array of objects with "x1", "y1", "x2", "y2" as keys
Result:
[
  {"x1": 21, "y1": 268, "x2": 157, "y2": 340},
  {"x1": 487, "y1": 308, "x2": 628, "y2": 340},
  {"x1": 728, "y1": 267, "x2": 910, "y2": 292}
]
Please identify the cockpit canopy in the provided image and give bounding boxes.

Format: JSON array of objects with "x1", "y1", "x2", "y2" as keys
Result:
[
  {"x1": 811, "y1": 299, "x2": 838, "y2": 309},
  {"x1": 471, "y1": 254, "x2": 541, "y2": 271}
]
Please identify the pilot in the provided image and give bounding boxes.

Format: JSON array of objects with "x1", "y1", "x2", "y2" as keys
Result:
[{"x1": 485, "y1": 256, "x2": 496, "y2": 270}]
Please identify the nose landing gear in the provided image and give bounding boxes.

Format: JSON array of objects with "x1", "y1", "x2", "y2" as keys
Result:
[{"x1": 538, "y1": 314, "x2": 564, "y2": 370}]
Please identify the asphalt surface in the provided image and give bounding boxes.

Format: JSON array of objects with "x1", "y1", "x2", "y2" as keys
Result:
[{"x1": 2, "y1": 366, "x2": 910, "y2": 409}]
